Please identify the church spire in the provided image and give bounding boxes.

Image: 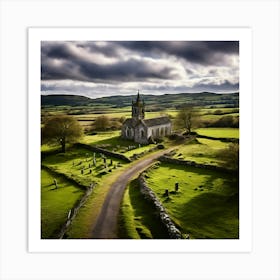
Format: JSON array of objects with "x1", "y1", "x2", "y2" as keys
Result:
[
  {"x1": 136, "y1": 89, "x2": 140, "y2": 103},
  {"x1": 132, "y1": 90, "x2": 145, "y2": 120}
]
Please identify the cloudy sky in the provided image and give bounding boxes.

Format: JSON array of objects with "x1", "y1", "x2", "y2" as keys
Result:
[{"x1": 41, "y1": 41, "x2": 239, "y2": 98}]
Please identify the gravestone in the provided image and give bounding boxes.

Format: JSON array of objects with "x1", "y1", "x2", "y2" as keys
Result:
[
  {"x1": 53, "y1": 179, "x2": 58, "y2": 189},
  {"x1": 175, "y1": 182, "x2": 179, "y2": 192}
]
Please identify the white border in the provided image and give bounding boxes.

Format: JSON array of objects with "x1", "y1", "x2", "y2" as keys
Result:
[{"x1": 28, "y1": 27, "x2": 252, "y2": 253}]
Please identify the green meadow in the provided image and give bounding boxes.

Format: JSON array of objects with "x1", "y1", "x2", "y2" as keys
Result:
[
  {"x1": 145, "y1": 163, "x2": 239, "y2": 239},
  {"x1": 172, "y1": 138, "x2": 230, "y2": 166},
  {"x1": 41, "y1": 168, "x2": 84, "y2": 238}
]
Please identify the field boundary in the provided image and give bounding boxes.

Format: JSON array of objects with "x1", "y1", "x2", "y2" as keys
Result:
[
  {"x1": 58, "y1": 183, "x2": 95, "y2": 239},
  {"x1": 41, "y1": 165, "x2": 95, "y2": 239},
  {"x1": 138, "y1": 172, "x2": 183, "y2": 239},
  {"x1": 196, "y1": 134, "x2": 239, "y2": 143},
  {"x1": 158, "y1": 156, "x2": 238, "y2": 174},
  {"x1": 42, "y1": 165, "x2": 90, "y2": 190},
  {"x1": 74, "y1": 143, "x2": 132, "y2": 162}
]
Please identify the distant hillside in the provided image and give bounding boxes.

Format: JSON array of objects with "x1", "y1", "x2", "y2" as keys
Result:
[
  {"x1": 41, "y1": 94, "x2": 94, "y2": 106},
  {"x1": 41, "y1": 92, "x2": 239, "y2": 109}
]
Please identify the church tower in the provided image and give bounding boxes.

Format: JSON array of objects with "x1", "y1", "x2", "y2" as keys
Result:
[{"x1": 132, "y1": 90, "x2": 145, "y2": 120}]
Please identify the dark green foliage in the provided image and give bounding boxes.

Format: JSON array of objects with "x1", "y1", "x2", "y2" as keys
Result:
[
  {"x1": 217, "y1": 143, "x2": 239, "y2": 170},
  {"x1": 42, "y1": 115, "x2": 83, "y2": 153},
  {"x1": 210, "y1": 115, "x2": 239, "y2": 128}
]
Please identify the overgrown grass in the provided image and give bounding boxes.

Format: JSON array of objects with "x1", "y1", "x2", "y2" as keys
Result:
[
  {"x1": 41, "y1": 168, "x2": 84, "y2": 238},
  {"x1": 119, "y1": 179, "x2": 170, "y2": 239},
  {"x1": 195, "y1": 128, "x2": 239, "y2": 138},
  {"x1": 145, "y1": 163, "x2": 239, "y2": 239}
]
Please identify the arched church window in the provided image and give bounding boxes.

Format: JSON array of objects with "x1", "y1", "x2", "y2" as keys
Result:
[{"x1": 141, "y1": 130, "x2": 145, "y2": 138}]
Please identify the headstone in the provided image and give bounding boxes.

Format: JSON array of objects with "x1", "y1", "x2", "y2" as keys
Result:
[
  {"x1": 53, "y1": 179, "x2": 58, "y2": 189},
  {"x1": 175, "y1": 182, "x2": 179, "y2": 192},
  {"x1": 81, "y1": 169, "x2": 84, "y2": 175},
  {"x1": 164, "y1": 189, "x2": 169, "y2": 197},
  {"x1": 110, "y1": 159, "x2": 113, "y2": 166}
]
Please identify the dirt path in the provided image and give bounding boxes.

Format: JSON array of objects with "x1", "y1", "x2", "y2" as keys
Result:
[{"x1": 91, "y1": 148, "x2": 174, "y2": 238}]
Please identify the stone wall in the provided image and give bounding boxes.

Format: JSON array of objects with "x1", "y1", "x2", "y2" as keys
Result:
[
  {"x1": 58, "y1": 184, "x2": 95, "y2": 239},
  {"x1": 138, "y1": 173, "x2": 182, "y2": 239},
  {"x1": 197, "y1": 134, "x2": 239, "y2": 143},
  {"x1": 74, "y1": 143, "x2": 131, "y2": 162},
  {"x1": 158, "y1": 156, "x2": 238, "y2": 174}
]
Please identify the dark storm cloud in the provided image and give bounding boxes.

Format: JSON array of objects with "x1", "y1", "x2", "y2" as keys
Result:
[
  {"x1": 78, "y1": 59, "x2": 176, "y2": 81},
  {"x1": 41, "y1": 40, "x2": 239, "y2": 96},
  {"x1": 41, "y1": 41, "x2": 179, "y2": 83},
  {"x1": 118, "y1": 41, "x2": 239, "y2": 65}
]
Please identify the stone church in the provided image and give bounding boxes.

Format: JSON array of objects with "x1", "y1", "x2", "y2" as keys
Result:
[{"x1": 121, "y1": 91, "x2": 171, "y2": 144}]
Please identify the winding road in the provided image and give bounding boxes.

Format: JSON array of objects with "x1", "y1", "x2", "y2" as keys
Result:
[{"x1": 91, "y1": 148, "x2": 174, "y2": 238}]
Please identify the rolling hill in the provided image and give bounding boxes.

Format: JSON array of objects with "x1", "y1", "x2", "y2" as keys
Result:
[{"x1": 41, "y1": 92, "x2": 239, "y2": 109}]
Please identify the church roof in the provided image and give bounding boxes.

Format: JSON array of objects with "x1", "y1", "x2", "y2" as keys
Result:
[
  {"x1": 123, "y1": 116, "x2": 170, "y2": 128},
  {"x1": 123, "y1": 118, "x2": 138, "y2": 127},
  {"x1": 144, "y1": 116, "x2": 171, "y2": 127}
]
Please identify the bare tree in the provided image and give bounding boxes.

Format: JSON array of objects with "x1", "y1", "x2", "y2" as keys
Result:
[
  {"x1": 175, "y1": 106, "x2": 197, "y2": 134},
  {"x1": 42, "y1": 115, "x2": 83, "y2": 153}
]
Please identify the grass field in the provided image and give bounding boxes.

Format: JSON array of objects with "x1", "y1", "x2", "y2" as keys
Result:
[
  {"x1": 173, "y1": 138, "x2": 230, "y2": 166},
  {"x1": 144, "y1": 163, "x2": 239, "y2": 239},
  {"x1": 195, "y1": 128, "x2": 239, "y2": 138},
  {"x1": 41, "y1": 168, "x2": 84, "y2": 238}
]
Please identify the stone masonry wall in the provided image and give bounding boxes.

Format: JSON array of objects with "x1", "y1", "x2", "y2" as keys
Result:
[
  {"x1": 74, "y1": 143, "x2": 131, "y2": 163},
  {"x1": 158, "y1": 156, "x2": 238, "y2": 175},
  {"x1": 138, "y1": 173, "x2": 182, "y2": 239}
]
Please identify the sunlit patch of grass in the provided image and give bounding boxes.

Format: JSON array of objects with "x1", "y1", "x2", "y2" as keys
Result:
[
  {"x1": 173, "y1": 138, "x2": 230, "y2": 166},
  {"x1": 41, "y1": 168, "x2": 84, "y2": 239},
  {"x1": 145, "y1": 163, "x2": 239, "y2": 239},
  {"x1": 195, "y1": 128, "x2": 239, "y2": 139}
]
